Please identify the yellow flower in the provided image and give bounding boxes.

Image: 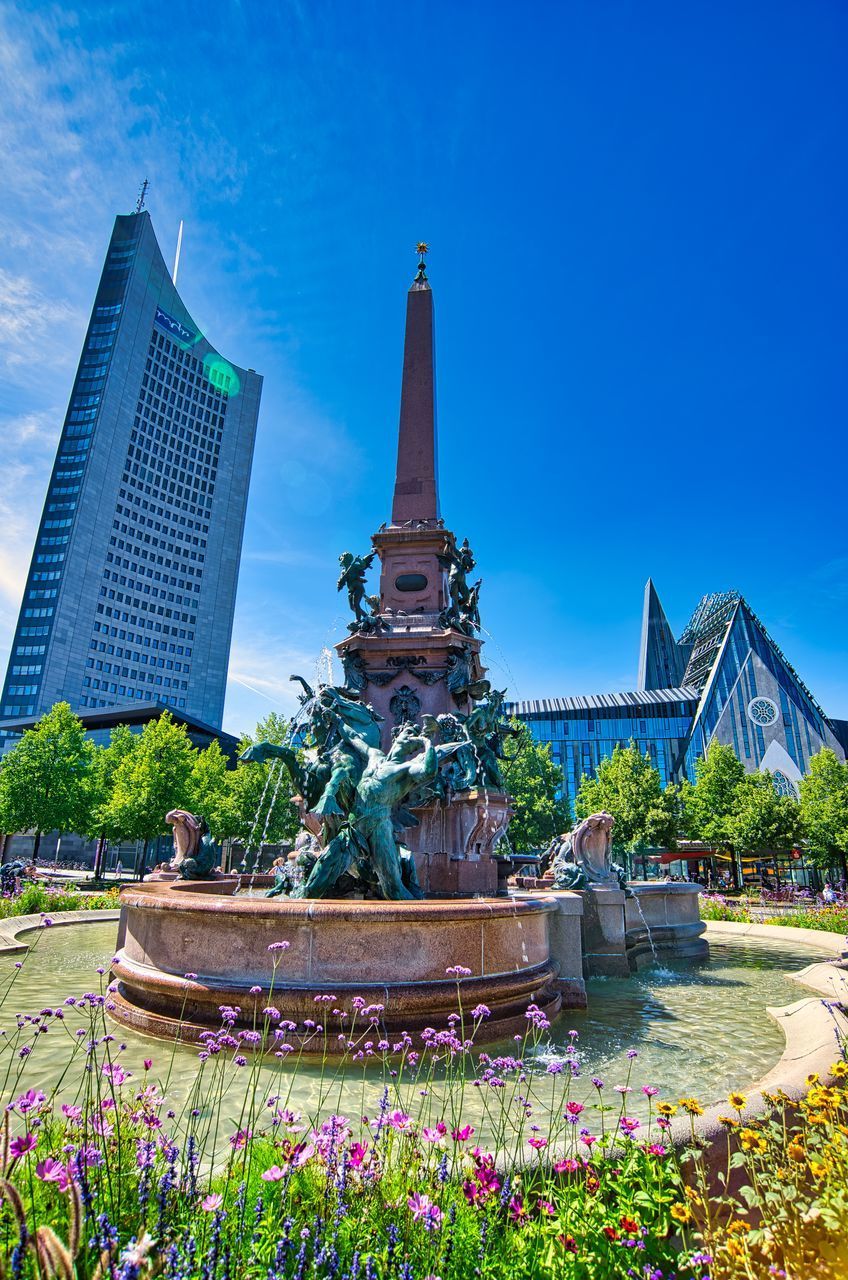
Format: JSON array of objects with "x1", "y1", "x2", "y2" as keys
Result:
[
  {"x1": 726, "y1": 1239, "x2": 745, "y2": 1259},
  {"x1": 809, "y1": 1160, "x2": 830, "y2": 1178},
  {"x1": 679, "y1": 1097, "x2": 705, "y2": 1116},
  {"x1": 657, "y1": 1102, "x2": 677, "y2": 1118},
  {"x1": 805, "y1": 1111, "x2": 829, "y2": 1126},
  {"x1": 670, "y1": 1203, "x2": 692, "y2": 1224},
  {"x1": 728, "y1": 1091, "x2": 747, "y2": 1111},
  {"x1": 718, "y1": 1115, "x2": 739, "y2": 1129},
  {"x1": 787, "y1": 1140, "x2": 805, "y2": 1161},
  {"x1": 806, "y1": 1073, "x2": 820, "y2": 1086},
  {"x1": 684, "y1": 1186, "x2": 702, "y2": 1204},
  {"x1": 830, "y1": 1061, "x2": 848, "y2": 1080},
  {"x1": 726, "y1": 1219, "x2": 751, "y2": 1235},
  {"x1": 739, "y1": 1128, "x2": 767, "y2": 1153}
]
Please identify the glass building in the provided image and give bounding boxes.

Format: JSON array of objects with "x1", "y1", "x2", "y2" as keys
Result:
[
  {"x1": 509, "y1": 580, "x2": 845, "y2": 805},
  {"x1": 0, "y1": 210, "x2": 262, "y2": 733}
]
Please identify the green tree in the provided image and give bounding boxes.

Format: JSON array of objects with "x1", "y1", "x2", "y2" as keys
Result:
[
  {"x1": 500, "y1": 719, "x2": 571, "y2": 853},
  {"x1": 574, "y1": 741, "x2": 677, "y2": 871},
  {"x1": 0, "y1": 702, "x2": 93, "y2": 859},
  {"x1": 98, "y1": 713, "x2": 196, "y2": 875},
  {"x1": 679, "y1": 741, "x2": 746, "y2": 885},
  {"x1": 225, "y1": 716, "x2": 299, "y2": 859},
  {"x1": 187, "y1": 740, "x2": 236, "y2": 841},
  {"x1": 85, "y1": 724, "x2": 138, "y2": 877},
  {"x1": 799, "y1": 748, "x2": 848, "y2": 876},
  {"x1": 729, "y1": 771, "x2": 802, "y2": 858}
]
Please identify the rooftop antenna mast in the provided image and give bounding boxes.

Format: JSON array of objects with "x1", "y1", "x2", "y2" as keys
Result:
[
  {"x1": 135, "y1": 178, "x2": 149, "y2": 214},
  {"x1": 172, "y1": 219, "x2": 184, "y2": 286}
]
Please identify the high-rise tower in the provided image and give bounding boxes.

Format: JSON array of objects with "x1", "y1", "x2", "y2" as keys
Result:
[{"x1": 0, "y1": 210, "x2": 261, "y2": 731}]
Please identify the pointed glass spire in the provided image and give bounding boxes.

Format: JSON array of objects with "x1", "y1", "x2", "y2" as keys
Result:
[{"x1": 637, "y1": 579, "x2": 687, "y2": 689}]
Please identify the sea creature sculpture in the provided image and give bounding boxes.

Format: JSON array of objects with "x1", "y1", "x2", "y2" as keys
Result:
[{"x1": 165, "y1": 810, "x2": 219, "y2": 880}]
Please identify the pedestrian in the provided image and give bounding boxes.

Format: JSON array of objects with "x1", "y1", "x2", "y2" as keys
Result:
[{"x1": 115, "y1": 859, "x2": 124, "y2": 880}]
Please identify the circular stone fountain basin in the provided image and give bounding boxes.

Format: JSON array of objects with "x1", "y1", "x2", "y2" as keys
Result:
[{"x1": 111, "y1": 882, "x2": 562, "y2": 1046}]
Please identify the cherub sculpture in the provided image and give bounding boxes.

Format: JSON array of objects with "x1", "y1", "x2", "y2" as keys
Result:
[{"x1": 337, "y1": 551, "x2": 378, "y2": 627}]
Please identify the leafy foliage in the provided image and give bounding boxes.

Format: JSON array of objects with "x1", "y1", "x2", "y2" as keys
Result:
[
  {"x1": 0, "y1": 704, "x2": 93, "y2": 852},
  {"x1": 499, "y1": 719, "x2": 570, "y2": 852},
  {"x1": 96, "y1": 712, "x2": 195, "y2": 845},
  {"x1": 574, "y1": 741, "x2": 677, "y2": 861},
  {"x1": 799, "y1": 748, "x2": 848, "y2": 870}
]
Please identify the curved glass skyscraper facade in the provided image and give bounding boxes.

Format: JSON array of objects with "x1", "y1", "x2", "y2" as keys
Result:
[{"x1": 0, "y1": 211, "x2": 261, "y2": 730}]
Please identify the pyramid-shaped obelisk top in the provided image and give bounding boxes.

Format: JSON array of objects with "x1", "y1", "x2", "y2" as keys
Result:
[{"x1": 391, "y1": 243, "x2": 440, "y2": 525}]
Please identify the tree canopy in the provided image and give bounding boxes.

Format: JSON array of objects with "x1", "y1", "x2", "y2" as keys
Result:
[
  {"x1": 0, "y1": 703, "x2": 93, "y2": 856},
  {"x1": 499, "y1": 720, "x2": 571, "y2": 853},
  {"x1": 799, "y1": 748, "x2": 848, "y2": 872},
  {"x1": 574, "y1": 741, "x2": 677, "y2": 864}
]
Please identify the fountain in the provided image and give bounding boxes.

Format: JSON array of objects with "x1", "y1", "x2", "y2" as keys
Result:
[{"x1": 109, "y1": 247, "x2": 705, "y2": 1049}]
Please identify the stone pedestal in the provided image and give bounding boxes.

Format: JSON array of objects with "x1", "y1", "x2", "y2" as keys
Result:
[
  {"x1": 544, "y1": 889, "x2": 587, "y2": 1007},
  {"x1": 406, "y1": 789, "x2": 511, "y2": 896},
  {"x1": 580, "y1": 886, "x2": 630, "y2": 978},
  {"x1": 625, "y1": 883, "x2": 708, "y2": 969}
]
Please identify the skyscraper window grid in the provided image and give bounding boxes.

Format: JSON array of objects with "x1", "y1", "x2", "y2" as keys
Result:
[{"x1": 0, "y1": 210, "x2": 262, "y2": 732}]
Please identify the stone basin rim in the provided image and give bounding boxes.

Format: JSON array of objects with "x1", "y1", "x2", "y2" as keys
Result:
[{"x1": 118, "y1": 883, "x2": 559, "y2": 921}]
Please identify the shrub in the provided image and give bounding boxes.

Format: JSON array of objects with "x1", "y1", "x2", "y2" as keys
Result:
[
  {"x1": 761, "y1": 904, "x2": 848, "y2": 935},
  {"x1": 697, "y1": 893, "x2": 752, "y2": 923},
  {"x1": 0, "y1": 882, "x2": 119, "y2": 918}
]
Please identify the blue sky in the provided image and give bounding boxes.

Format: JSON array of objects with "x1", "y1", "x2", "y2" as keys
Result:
[{"x1": 0, "y1": 0, "x2": 846, "y2": 735}]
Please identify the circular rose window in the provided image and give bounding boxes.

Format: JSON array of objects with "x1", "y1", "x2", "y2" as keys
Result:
[{"x1": 747, "y1": 696, "x2": 778, "y2": 727}]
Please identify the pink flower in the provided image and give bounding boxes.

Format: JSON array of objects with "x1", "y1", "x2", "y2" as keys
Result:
[
  {"x1": 260, "y1": 1166, "x2": 286, "y2": 1182},
  {"x1": 201, "y1": 1193, "x2": 223, "y2": 1212},
  {"x1": 143, "y1": 1059, "x2": 153, "y2": 1071},
  {"x1": 348, "y1": 1142, "x2": 368, "y2": 1168},
  {"x1": 509, "y1": 1194, "x2": 527, "y2": 1223},
  {"x1": 9, "y1": 1133, "x2": 37, "y2": 1159},
  {"x1": 387, "y1": 1110, "x2": 412, "y2": 1131},
  {"x1": 422, "y1": 1124, "x2": 447, "y2": 1143},
  {"x1": 451, "y1": 1125, "x2": 474, "y2": 1142},
  {"x1": 527, "y1": 1136, "x2": 548, "y2": 1151},
  {"x1": 61, "y1": 1105, "x2": 82, "y2": 1122},
  {"x1": 35, "y1": 1158, "x2": 69, "y2": 1191},
  {"x1": 407, "y1": 1192, "x2": 443, "y2": 1231},
  {"x1": 554, "y1": 1158, "x2": 580, "y2": 1174},
  {"x1": 648, "y1": 1143, "x2": 667, "y2": 1157},
  {"x1": 642, "y1": 1086, "x2": 659, "y2": 1097},
  {"x1": 229, "y1": 1128, "x2": 253, "y2": 1149},
  {"x1": 565, "y1": 1101, "x2": 584, "y2": 1117}
]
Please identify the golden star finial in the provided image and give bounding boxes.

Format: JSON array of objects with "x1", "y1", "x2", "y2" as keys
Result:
[{"x1": 416, "y1": 241, "x2": 429, "y2": 258}]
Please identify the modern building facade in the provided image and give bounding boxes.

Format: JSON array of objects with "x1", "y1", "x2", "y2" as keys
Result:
[
  {"x1": 0, "y1": 210, "x2": 261, "y2": 734},
  {"x1": 509, "y1": 581, "x2": 845, "y2": 807}
]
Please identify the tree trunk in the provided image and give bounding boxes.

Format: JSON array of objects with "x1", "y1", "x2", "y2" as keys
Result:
[
  {"x1": 32, "y1": 831, "x2": 41, "y2": 861},
  {"x1": 93, "y1": 836, "x2": 106, "y2": 880},
  {"x1": 136, "y1": 838, "x2": 150, "y2": 880}
]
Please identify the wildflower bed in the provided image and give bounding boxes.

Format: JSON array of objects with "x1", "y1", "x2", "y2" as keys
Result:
[
  {"x1": 699, "y1": 893, "x2": 848, "y2": 936},
  {"x1": 0, "y1": 929, "x2": 847, "y2": 1279}
]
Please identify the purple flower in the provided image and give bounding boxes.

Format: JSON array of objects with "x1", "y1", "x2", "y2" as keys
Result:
[
  {"x1": 268, "y1": 941, "x2": 290, "y2": 952},
  {"x1": 10, "y1": 1133, "x2": 37, "y2": 1158},
  {"x1": 471, "y1": 1004, "x2": 491, "y2": 1019},
  {"x1": 445, "y1": 965, "x2": 472, "y2": 978},
  {"x1": 35, "y1": 1158, "x2": 69, "y2": 1190},
  {"x1": 249, "y1": 985, "x2": 262, "y2": 995},
  {"x1": 407, "y1": 1192, "x2": 442, "y2": 1231}
]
